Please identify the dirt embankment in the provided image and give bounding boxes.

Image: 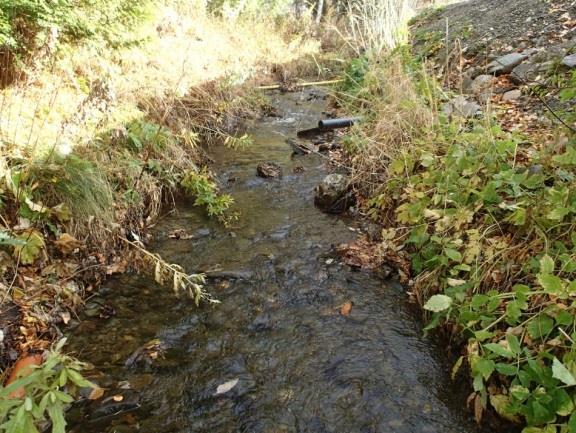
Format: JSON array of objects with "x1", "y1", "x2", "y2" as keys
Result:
[{"x1": 411, "y1": 0, "x2": 576, "y2": 134}]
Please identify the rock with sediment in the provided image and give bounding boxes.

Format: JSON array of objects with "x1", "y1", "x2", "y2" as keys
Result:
[
  {"x1": 314, "y1": 174, "x2": 354, "y2": 214},
  {"x1": 511, "y1": 61, "x2": 550, "y2": 83},
  {"x1": 256, "y1": 162, "x2": 282, "y2": 178}
]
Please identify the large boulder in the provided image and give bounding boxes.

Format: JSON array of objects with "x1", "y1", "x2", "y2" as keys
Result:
[{"x1": 314, "y1": 174, "x2": 354, "y2": 214}]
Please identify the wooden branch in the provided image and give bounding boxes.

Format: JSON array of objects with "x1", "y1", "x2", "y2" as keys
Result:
[{"x1": 257, "y1": 78, "x2": 344, "y2": 91}]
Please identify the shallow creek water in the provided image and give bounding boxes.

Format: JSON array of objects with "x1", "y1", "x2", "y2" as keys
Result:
[{"x1": 68, "y1": 90, "x2": 493, "y2": 433}]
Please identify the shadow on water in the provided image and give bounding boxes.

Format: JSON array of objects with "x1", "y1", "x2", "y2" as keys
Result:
[{"x1": 67, "y1": 89, "x2": 496, "y2": 433}]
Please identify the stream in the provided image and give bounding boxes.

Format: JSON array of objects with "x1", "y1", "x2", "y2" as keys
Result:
[{"x1": 67, "y1": 89, "x2": 493, "y2": 433}]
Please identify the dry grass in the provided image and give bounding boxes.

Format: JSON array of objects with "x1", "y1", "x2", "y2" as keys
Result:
[
  {"x1": 0, "y1": 2, "x2": 321, "y2": 161},
  {"x1": 343, "y1": 0, "x2": 416, "y2": 56},
  {"x1": 340, "y1": 55, "x2": 438, "y2": 196}
]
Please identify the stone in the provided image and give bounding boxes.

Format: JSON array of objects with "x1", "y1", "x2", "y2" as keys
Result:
[
  {"x1": 89, "y1": 390, "x2": 141, "y2": 420},
  {"x1": 562, "y1": 54, "x2": 576, "y2": 68},
  {"x1": 256, "y1": 162, "x2": 282, "y2": 178},
  {"x1": 487, "y1": 52, "x2": 529, "y2": 75},
  {"x1": 469, "y1": 74, "x2": 495, "y2": 102},
  {"x1": 471, "y1": 74, "x2": 494, "y2": 95},
  {"x1": 314, "y1": 174, "x2": 354, "y2": 214},
  {"x1": 503, "y1": 89, "x2": 522, "y2": 102},
  {"x1": 443, "y1": 96, "x2": 481, "y2": 118},
  {"x1": 511, "y1": 61, "x2": 551, "y2": 84}
]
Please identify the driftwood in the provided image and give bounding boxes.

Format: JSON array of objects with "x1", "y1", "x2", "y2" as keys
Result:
[{"x1": 257, "y1": 78, "x2": 344, "y2": 91}]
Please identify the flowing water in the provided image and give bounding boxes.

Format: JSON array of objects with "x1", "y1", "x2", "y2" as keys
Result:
[{"x1": 68, "y1": 90, "x2": 493, "y2": 433}]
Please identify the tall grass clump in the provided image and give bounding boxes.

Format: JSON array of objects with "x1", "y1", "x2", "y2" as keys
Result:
[
  {"x1": 337, "y1": 49, "x2": 437, "y2": 197},
  {"x1": 344, "y1": 0, "x2": 416, "y2": 56},
  {"x1": 340, "y1": 46, "x2": 576, "y2": 432}
]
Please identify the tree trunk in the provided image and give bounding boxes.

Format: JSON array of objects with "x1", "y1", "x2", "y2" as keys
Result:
[{"x1": 315, "y1": 0, "x2": 324, "y2": 24}]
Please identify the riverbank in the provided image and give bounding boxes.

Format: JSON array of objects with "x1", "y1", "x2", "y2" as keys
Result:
[
  {"x1": 0, "y1": 0, "x2": 329, "y2": 414},
  {"x1": 335, "y1": 1, "x2": 576, "y2": 431}
]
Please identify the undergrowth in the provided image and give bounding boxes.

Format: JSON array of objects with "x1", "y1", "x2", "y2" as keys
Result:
[
  {"x1": 0, "y1": 1, "x2": 323, "y2": 430},
  {"x1": 0, "y1": 339, "x2": 95, "y2": 433},
  {"x1": 340, "y1": 49, "x2": 576, "y2": 432}
]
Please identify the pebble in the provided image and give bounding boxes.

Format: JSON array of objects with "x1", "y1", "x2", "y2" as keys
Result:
[
  {"x1": 503, "y1": 89, "x2": 522, "y2": 101},
  {"x1": 562, "y1": 54, "x2": 576, "y2": 68}
]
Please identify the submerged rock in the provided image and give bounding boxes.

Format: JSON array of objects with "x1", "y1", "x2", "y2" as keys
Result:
[
  {"x1": 89, "y1": 390, "x2": 141, "y2": 421},
  {"x1": 256, "y1": 162, "x2": 282, "y2": 178},
  {"x1": 314, "y1": 174, "x2": 354, "y2": 214}
]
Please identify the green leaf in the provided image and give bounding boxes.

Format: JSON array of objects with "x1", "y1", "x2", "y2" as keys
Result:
[
  {"x1": 495, "y1": 363, "x2": 518, "y2": 376},
  {"x1": 538, "y1": 273, "x2": 564, "y2": 294},
  {"x1": 569, "y1": 411, "x2": 576, "y2": 433},
  {"x1": 511, "y1": 385, "x2": 530, "y2": 402},
  {"x1": 553, "y1": 388, "x2": 575, "y2": 416},
  {"x1": 527, "y1": 314, "x2": 554, "y2": 339},
  {"x1": 507, "y1": 335, "x2": 521, "y2": 356},
  {"x1": 540, "y1": 255, "x2": 555, "y2": 274},
  {"x1": 552, "y1": 358, "x2": 576, "y2": 386},
  {"x1": 444, "y1": 248, "x2": 462, "y2": 262},
  {"x1": 474, "y1": 330, "x2": 494, "y2": 342},
  {"x1": 484, "y1": 342, "x2": 514, "y2": 359},
  {"x1": 490, "y1": 394, "x2": 519, "y2": 423},
  {"x1": 13, "y1": 229, "x2": 45, "y2": 265},
  {"x1": 548, "y1": 207, "x2": 571, "y2": 221},
  {"x1": 423, "y1": 294, "x2": 453, "y2": 312},
  {"x1": 451, "y1": 356, "x2": 464, "y2": 380},
  {"x1": 506, "y1": 207, "x2": 527, "y2": 225},
  {"x1": 474, "y1": 357, "x2": 495, "y2": 380},
  {"x1": 66, "y1": 369, "x2": 94, "y2": 388},
  {"x1": 47, "y1": 402, "x2": 66, "y2": 433}
]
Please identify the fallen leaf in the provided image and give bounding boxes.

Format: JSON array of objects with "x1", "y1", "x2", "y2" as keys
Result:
[
  {"x1": 60, "y1": 312, "x2": 71, "y2": 325},
  {"x1": 474, "y1": 393, "x2": 483, "y2": 424},
  {"x1": 54, "y1": 233, "x2": 83, "y2": 255},
  {"x1": 88, "y1": 387, "x2": 105, "y2": 400},
  {"x1": 215, "y1": 378, "x2": 239, "y2": 395},
  {"x1": 6, "y1": 354, "x2": 44, "y2": 399},
  {"x1": 340, "y1": 302, "x2": 352, "y2": 316}
]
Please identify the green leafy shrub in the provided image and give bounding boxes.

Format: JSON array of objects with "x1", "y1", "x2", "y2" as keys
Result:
[
  {"x1": 181, "y1": 169, "x2": 235, "y2": 223},
  {"x1": 0, "y1": 0, "x2": 155, "y2": 85},
  {"x1": 0, "y1": 339, "x2": 95, "y2": 433},
  {"x1": 343, "y1": 49, "x2": 576, "y2": 432}
]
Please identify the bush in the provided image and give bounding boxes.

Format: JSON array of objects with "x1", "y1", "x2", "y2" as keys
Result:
[
  {"x1": 341, "y1": 50, "x2": 576, "y2": 432},
  {"x1": 0, "y1": 339, "x2": 95, "y2": 433},
  {"x1": 0, "y1": 0, "x2": 155, "y2": 85}
]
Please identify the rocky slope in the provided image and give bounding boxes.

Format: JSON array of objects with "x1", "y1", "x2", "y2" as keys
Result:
[{"x1": 411, "y1": 0, "x2": 576, "y2": 133}]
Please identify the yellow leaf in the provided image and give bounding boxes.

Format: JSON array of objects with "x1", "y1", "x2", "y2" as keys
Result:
[
  {"x1": 340, "y1": 301, "x2": 352, "y2": 317},
  {"x1": 88, "y1": 387, "x2": 105, "y2": 400},
  {"x1": 54, "y1": 233, "x2": 83, "y2": 255}
]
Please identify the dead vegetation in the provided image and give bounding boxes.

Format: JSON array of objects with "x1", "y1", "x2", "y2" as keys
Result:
[{"x1": 0, "y1": 1, "x2": 324, "y2": 376}]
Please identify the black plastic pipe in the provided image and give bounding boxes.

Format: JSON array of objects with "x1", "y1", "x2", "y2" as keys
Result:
[{"x1": 318, "y1": 117, "x2": 360, "y2": 131}]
